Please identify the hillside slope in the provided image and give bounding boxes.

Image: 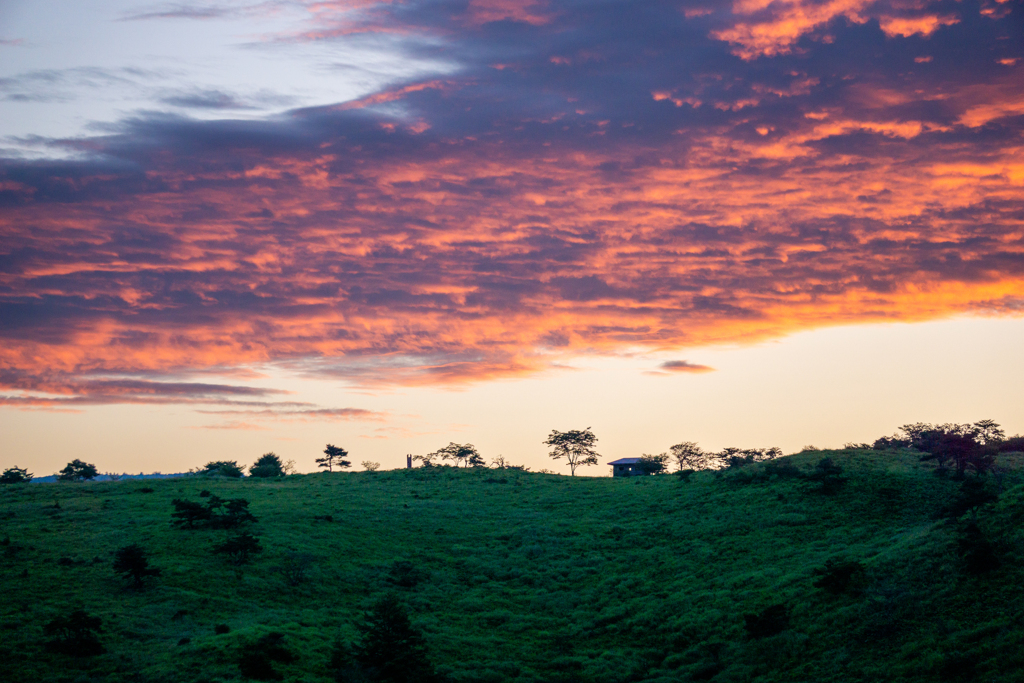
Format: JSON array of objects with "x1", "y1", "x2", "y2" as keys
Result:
[{"x1": 1, "y1": 450, "x2": 1022, "y2": 682}]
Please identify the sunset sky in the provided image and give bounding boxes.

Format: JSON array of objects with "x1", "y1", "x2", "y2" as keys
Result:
[{"x1": 1, "y1": 0, "x2": 1022, "y2": 476}]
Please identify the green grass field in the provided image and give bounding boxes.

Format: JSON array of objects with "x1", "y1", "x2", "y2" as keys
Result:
[{"x1": 2, "y1": 450, "x2": 1023, "y2": 682}]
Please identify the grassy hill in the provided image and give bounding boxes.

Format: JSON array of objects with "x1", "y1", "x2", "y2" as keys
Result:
[{"x1": 2, "y1": 449, "x2": 1023, "y2": 682}]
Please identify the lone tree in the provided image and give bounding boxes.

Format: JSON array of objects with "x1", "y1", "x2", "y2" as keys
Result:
[
  {"x1": 429, "y1": 442, "x2": 485, "y2": 467},
  {"x1": 113, "y1": 544, "x2": 162, "y2": 588},
  {"x1": 317, "y1": 444, "x2": 351, "y2": 472},
  {"x1": 1, "y1": 466, "x2": 33, "y2": 484},
  {"x1": 544, "y1": 428, "x2": 600, "y2": 476},
  {"x1": 57, "y1": 459, "x2": 98, "y2": 482},
  {"x1": 331, "y1": 594, "x2": 438, "y2": 683},
  {"x1": 249, "y1": 453, "x2": 285, "y2": 478}
]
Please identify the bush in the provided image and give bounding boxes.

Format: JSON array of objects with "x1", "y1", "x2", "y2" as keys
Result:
[
  {"x1": 812, "y1": 559, "x2": 867, "y2": 595},
  {"x1": 250, "y1": 453, "x2": 285, "y2": 478},
  {"x1": 57, "y1": 459, "x2": 98, "y2": 482},
  {"x1": 43, "y1": 610, "x2": 105, "y2": 657},
  {"x1": 238, "y1": 632, "x2": 296, "y2": 681},
  {"x1": 332, "y1": 594, "x2": 438, "y2": 683},
  {"x1": 743, "y1": 604, "x2": 789, "y2": 639},
  {"x1": 171, "y1": 496, "x2": 256, "y2": 530},
  {"x1": 958, "y1": 522, "x2": 1000, "y2": 576},
  {"x1": 113, "y1": 543, "x2": 162, "y2": 588},
  {"x1": 0, "y1": 466, "x2": 33, "y2": 484},
  {"x1": 213, "y1": 532, "x2": 263, "y2": 565},
  {"x1": 198, "y1": 460, "x2": 245, "y2": 478},
  {"x1": 805, "y1": 457, "x2": 846, "y2": 494}
]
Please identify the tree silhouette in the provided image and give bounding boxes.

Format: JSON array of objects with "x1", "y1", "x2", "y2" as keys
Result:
[
  {"x1": 171, "y1": 499, "x2": 213, "y2": 529},
  {"x1": 57, "y1": 459, "x2": 98, "y2": 482},
  {"x1": 249, "y1": 453, "x2": 285, "y2": 478},
  {"x1": 198, "y1": 460, "x2": 245, "y2": 478},
  {"x1": 213, "y1": 532, "x2": 262, "y2": 565},
  {"x1": 669, "y1": 442, "x2": 707, "y2": 471},
  {"x1": 332, "y1": 594, "x2": 437, "y2": 683},
  {"x1": 0, "y1": 466, "x2": 33, "y2": 484},
  {"x1": 113, "y1": 543, "x2": 162, "y2": 588},
  {"x1": 317, "y1": 444, "x2": 351, "y2": 472},
  {"x1": 429, "y1": 442, "x2": 484, "y2": 467},
  {"x1": 44, "y1": 610, "x2": 105, "y2": 657},
  {"x1": 544, "y1": 428, "x2": 600, "y2": 476}
]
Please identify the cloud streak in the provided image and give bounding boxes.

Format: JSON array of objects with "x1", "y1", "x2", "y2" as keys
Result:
[{"x1": 1, "y1": 0, "x2": 1022, "y2": 402}]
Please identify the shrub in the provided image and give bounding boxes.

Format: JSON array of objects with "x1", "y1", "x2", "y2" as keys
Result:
[
  {"x1": 958, "y1": 522, "x2": 1000, "y2": 575},
  {"x1": 213, "y1": 532, "x2": 263, "y2": 565},
  {"x1": 279, "y1": 552, "x2": 315, "y2": 586},
  {"x1": 362, "y1": 461, "x2": 381, "y2": 472},
  {"x1": 331, "y1": 594, "x2": 438, "y2": 683},
  {"x1": 43, "y1": 610, "x2": 105, "y2": 657},
  {"x1": 386, "y1": 560, "x2": 424, "y2": 589},
  {"x1": 0, "y1": 466, "x2": 33, "y2": 484},
  {"x1": 249, "y1": 453, "x2": 285, "y2": 478},
  {"x1": 238, "y1": 632, "x2": 296, "y2": 681},
  {"x1": 171, "y1": 499, "x2": 213, "y2": 529},
  {"x1": 198, "y1": 461, "x2": 245, "y2": 478},
  {"x1": 997, "y1": 435, "x2": 1024, "y2": 453},
  {"x1": 113, "y1": 543, "x2": 162, "y2": 588},
  {"x1": 743, "y1": 604, "x2": 789, "y2": 639},
  {"x1": 171, "y1": 496, "x2": 256, "y2": 530},
  {"x1": 812, "y1": 559, "x2": 867, "y2": 595},
  {"x1": 57, "y1": 460, "x2": 98, "y2": 482},
  {"x1": 215, "y1": 624, "x2": 231, "y2": 635},
  {"x1": 805, "y1": 457, "x2": 846, "y2": 494},
  {"x1": 944, "y1": 478, "x2": 998, "y2": 519}
]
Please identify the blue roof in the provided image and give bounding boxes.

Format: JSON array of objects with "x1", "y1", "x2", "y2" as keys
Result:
[{"x1": 607, "y1": 458, "x2": 642, "y2": 465}]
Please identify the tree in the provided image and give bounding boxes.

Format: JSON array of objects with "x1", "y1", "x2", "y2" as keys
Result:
[
  {"x1": 249, "y1": 453, "x2": 285, "y2": 478},
  {"x1": 636, "y1": 453, "x2": 669, "y2": 475},
  {"x1": 198, "y1": 460, "x2": 245, "y2": 478},
  {"x1": 171, "y1": 498, "x2": 213, "y2": 529},
  {"x1": 44, "y1": 610, "x2": 105, "y2": 657},
  {"x1": 317, "y1": 444, "x2": 351, "y2": 472},
  {"x1": 544, "y1": 428, "x2": 600, "y2": 476},
  {"x1": 213, "y1": 532, "x2": 263, "y2": 565},
  {"x1": 806, "y1": 457, "x2": 847, "y2": 494},
  {"x1": 361, "y1": 461, "x2": 381, "y2": 472},
  {"x1": 57, "y1": 459, "x2": 98, "y2": 482},
  {"x1": 113, "y1": 543, "x2": 161, "y2": 588},
  {"x1": 669, "y1": 442, "x2": 707, "y2": 471},
  {"x1": 429, "y1": 442, "x2": 484, "y2": 467},
  {"x1": 0, "y1": 466, "x2": 33, "y2": 484},
  {"x1": 972, "y1": 419, "x2": 1005, "y2": 445},
  {"x1": 332, "y1": 594, "x2": 437, "y2": 683}
]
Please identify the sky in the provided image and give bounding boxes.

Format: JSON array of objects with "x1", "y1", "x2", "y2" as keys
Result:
[{"x1": 1, "y1": 0, "x2": 1022, "y2": 476}]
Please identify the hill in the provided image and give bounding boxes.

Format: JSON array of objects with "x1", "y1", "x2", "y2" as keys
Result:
[{"x1": 1, "y1": 450, "x2": 1023, "y2": 682}]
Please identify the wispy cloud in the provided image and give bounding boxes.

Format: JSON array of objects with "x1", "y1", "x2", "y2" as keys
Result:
[{"x1": 657, "y1": 360, "x2": 715, "y2": 374}]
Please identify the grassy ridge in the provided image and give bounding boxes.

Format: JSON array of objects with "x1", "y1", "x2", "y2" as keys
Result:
[{"x1": 1, "y1": 450, "x2": 1023, "y2": 682}]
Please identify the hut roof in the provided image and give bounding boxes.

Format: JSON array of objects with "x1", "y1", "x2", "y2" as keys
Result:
[{"x1": 607, "y1": 458, "x2": 643, "y2": 465}]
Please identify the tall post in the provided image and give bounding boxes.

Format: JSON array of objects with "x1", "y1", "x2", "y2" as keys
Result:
[{"x1": 406, "y1": 454, "x2": 412, "y2": 469}]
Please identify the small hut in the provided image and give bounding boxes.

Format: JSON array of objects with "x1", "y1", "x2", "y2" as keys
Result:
[{"x1": 608, "y1": 458, "x2": 643, "y2": 477}]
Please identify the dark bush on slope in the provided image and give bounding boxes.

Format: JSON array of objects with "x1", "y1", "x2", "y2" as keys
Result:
[
  {"x1": 238, "y1": 632, "x2": 297, "y2": 681},
  {"x1": 43, "y1": 610, "x2": 105, "y2": 657},
  {"x1": 332, "y1": 594, "x2": 439, "y2": 683},
  {"x1": 743, "y1": 604, "x2": 790, "y2": 639}
]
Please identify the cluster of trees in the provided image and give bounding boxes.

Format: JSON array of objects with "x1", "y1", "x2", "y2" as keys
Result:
[
  {"x1": 871, "y1": 419, "x2": 1021, "y2": 476},
  {"x1": 635, "y1": 442, "x2": 783, "y2": 475}
]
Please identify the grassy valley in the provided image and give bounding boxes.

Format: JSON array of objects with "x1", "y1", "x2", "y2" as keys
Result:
[{"x1": 2, "y1": 449, "x2": 1023, "y2": 682}]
